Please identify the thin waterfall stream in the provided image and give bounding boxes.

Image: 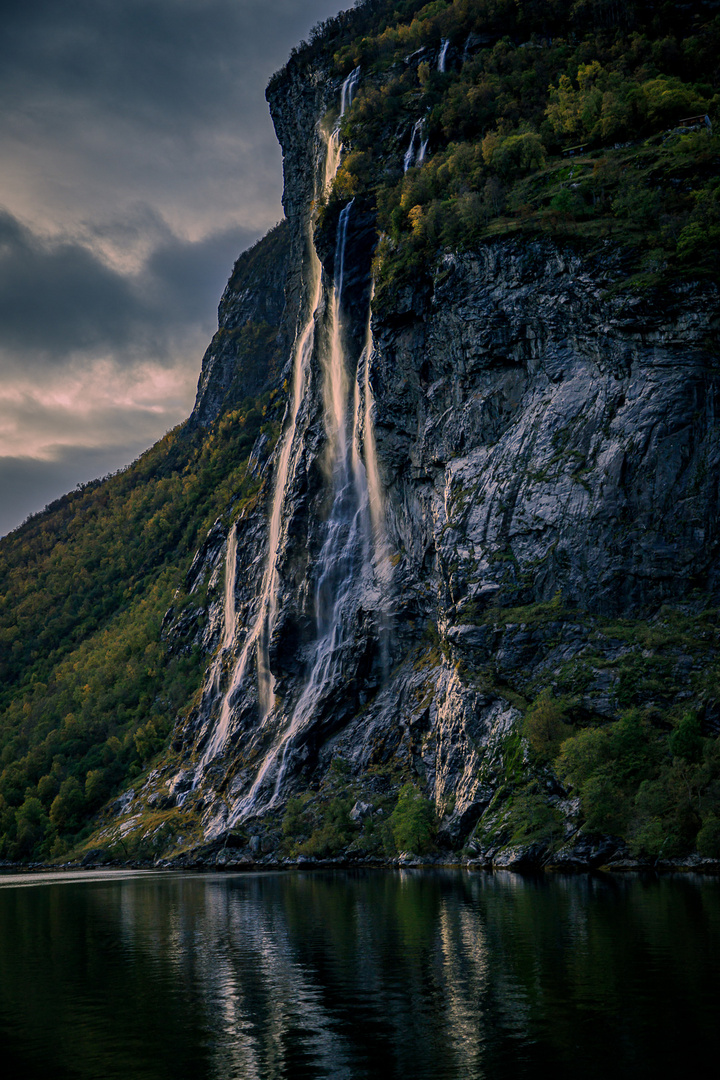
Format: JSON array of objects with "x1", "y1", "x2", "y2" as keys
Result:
[
  {"x1": 227, "y1": 160, "x2": 392, "y2": 818},
  {"x1": 404, "y1": 118, "x2": 428, "y2": 172},
  {"x1": 221, "y1": 524, "x2": 238, "y2": 651}
]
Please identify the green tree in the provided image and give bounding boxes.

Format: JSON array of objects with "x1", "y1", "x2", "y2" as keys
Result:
[
  {"x1": 49, "y1": 777, "x2": 86, "y2": 834},
  {"x1": 390, "y1": 784, "x2": 436, "y2": 854},
  {"x1": 669, "y1": 712, "x2": 703, "y2": 763},
  {"x1": 523, "y1": 690, "x2": 571, "y2": 760},
  {"x1": 15, "y1": 796, "x2": 50, "y2": 856}
]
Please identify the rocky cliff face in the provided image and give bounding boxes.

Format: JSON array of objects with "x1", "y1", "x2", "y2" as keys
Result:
[
  {"x1": 105, "y1": 54, "x2": 720, "y2": 869},
  {"x1": 190, "y1": 220, "x2": 292, "y2": 429}
]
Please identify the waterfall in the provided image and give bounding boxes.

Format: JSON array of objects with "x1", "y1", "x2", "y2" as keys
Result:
[
  {"x1": 227, "y1": 213, "x2": 395, "y2": 822},
  {"x1": 325, "y1": 67, "x2": 360, "y2": 191},
  {"x1": 259, "y1": 66, "x2": 362, "y2": 713},
  {"x1": 196, "y1": 254, "x2": 322, "y2": 773},
  {"x1": 203, "y1": 524, "x2": 239, "y2": 707},
  {"x1": 438, "y1": 38, "x2": 450, "y2": 72},
  {"x1": 404, "y1": 119, "x2": 426, "y2": 172},
  {"x1": 221, "y1": 525, "x2": 238, "y2": 651},
  {"x1": 196, "y1": 67, "x2": 363, "y2": 777},
  {"x1": 228, "y1": 197, "x2": 371, "y2": 818},
  {"x1": 341, "y1": 66, "x2": 360, "y2": 115},
  {"x1": 360, "y1": 288, "x2": 389, "y2": 578}
]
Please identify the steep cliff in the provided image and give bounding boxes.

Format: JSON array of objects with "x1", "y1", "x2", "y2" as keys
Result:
[
  {"x1": 91, "y1": 4, "x2": 720, "y2": 871},
  {"x1": 190, "y1": 220, "x2": 292, "y2": 429}
]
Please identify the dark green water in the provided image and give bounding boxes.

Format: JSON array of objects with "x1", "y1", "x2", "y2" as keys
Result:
[{"x1": 0, "y1": 869, "x2": 718, "y2": 1079}]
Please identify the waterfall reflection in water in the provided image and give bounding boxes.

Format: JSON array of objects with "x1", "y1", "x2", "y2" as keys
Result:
[{"x1": 0, "y1": 870, "x2": 719, "y2": 1080}]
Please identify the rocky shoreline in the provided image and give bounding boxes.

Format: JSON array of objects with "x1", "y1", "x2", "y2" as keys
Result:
[{"x1": 4, "y1": 846, "x2": 719, "y2": 876}]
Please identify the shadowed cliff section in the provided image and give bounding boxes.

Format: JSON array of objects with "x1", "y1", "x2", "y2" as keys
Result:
[{"x1": 190, "y1": 220, "x2": 292, "y2": 429}]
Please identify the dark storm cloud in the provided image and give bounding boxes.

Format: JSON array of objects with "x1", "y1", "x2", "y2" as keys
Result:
[
  {"x1": 0, "y1": 0, "x2": 343, "y2": 135},
  {"x1": 0, "y1": 205, "x2": 255, "y2": 365},
  {"x1": 0, "y1": 208, "x2": 142, "y2": 356}
]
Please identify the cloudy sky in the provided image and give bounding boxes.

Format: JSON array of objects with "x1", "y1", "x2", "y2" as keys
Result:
[{"x1": 0, "y1": 0, "x2": 347, "y2": 536}]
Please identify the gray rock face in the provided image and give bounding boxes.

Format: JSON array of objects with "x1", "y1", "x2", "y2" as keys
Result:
[
  {"x1": 190, "y1": 220, "x2": 292, "y2": 429},
  {"x1": 374, "y1": 244, "x2": 720, "y2": 617},
  {"x1": 115, "y1": 55, "x2": 719, "y2": 862}
]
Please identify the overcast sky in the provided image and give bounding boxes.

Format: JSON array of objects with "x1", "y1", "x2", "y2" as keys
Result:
[{"x1": 0, "y1": 0, "x2": 348, "y2": 536}]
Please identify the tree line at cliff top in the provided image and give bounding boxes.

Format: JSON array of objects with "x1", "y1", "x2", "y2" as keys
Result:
[{"x1": 282, "y1": 0, "x2": 720, "y2": 297}]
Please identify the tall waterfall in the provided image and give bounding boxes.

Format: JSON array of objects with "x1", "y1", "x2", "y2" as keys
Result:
[
  {"x1": 360, "y1": 287, "x2": 389, "y2": 580},
  {"x1": 196, "y1": 67, "x2": 365, "y2": 779},
  {"x1": 228, "y1": 198, "x2": 383, "y2": 820},
  {"x1": 224, "y1": 151, "x2": 392, "y2": 819},
  {"x1": 197, "y1": 251, "x2": 322, "y2": 773},
  {"x1": 341, "y1": 66, "x2": 360, "y2": 114},
  {"x1": 438, "y1": 38, "x2": 450, "y2": 72}
]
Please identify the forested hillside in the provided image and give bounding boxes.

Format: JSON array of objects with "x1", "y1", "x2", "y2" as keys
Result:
[
  {"x1": 0, "y1": 230, "x2": 287, "y2": 861},
  {"x1": 292, "y1": 0, "x2": 720, "y2": 296}
]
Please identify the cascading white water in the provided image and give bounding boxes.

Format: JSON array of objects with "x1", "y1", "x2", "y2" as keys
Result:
[
  {"x1": 228, "y1": 209, "x2": 396, "y2": 821},
  {"x1": 325, "y1": 67, "x2": 360, "y2": 190},
  {"x1": 438, "y1": 38, "x2": 450, "y2": 72},
  {"x1": 228, "y1": 197, "x2": 373, "y2": 818},
  {"x1": 197, "y1": 260, "x2": 321, "y2": 773},
  {"x1": 196, "y1": 67, "x2": 362, "y2": 777},
  {"x1": 204, "y1": 525, "x2": 239, "y2": 705},
  {"x1": 404, "y1": 117, "x2": 429, "y2": 171},
  {"x1": 403, "y1": 118, "x2": 424, "y2": 172},
  {"x1": 222, "y1": 524, "x2": 238, "y2": 651},
  {"x1": 359, "y1": 288, "x2": 390, "y2": 578},
  {"x1": 341, "y1": 66, "x2": 360, "y2": 115}
]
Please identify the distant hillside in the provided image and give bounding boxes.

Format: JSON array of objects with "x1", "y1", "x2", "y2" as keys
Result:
[{"x1": 0, "y1": 223, "x2": 290, "y2": 862}]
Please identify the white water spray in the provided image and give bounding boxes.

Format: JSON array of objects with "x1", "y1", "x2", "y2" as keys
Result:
[
  {"x1": 222, "y1": 524, "x2": 238, "y2": 650},
  {"x1": 438, "y1": 38, "x2": 450, "y2": 72},
  {"x1": 229, "y1": 212, "x2": 395, "y2": 821},
  {"x1": 197, "y1": 67, "x2": 362, "y2": 776},
  {"x1": 404, "y1": 119, "x2": 429, "y2": 171},
  {"x1": 360, "y1": 288, "x2": 390, "y2": 578},
  {"x1": 197, "y1": 258, "x2": 321, "y2": 773},
  {"x1": 341, "y1": 66, "x2": 360, "y2": 115},
  {"x1": 325, "y1": 67, "x2": 360, "y2": 191}
]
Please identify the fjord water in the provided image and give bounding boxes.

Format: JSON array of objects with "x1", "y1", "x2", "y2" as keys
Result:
[{"x1": 1, "y1": 871, "x2": 718, "y2": 1080}]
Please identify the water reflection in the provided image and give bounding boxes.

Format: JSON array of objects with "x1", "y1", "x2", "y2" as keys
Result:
[{"x1": 0, "y1": 870, "x2": 718, "y2": 1079}]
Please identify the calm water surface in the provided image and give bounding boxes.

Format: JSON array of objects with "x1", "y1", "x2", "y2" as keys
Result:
[{"x1": 0, "y1": 869, "x2": 718, "y2": 1079}]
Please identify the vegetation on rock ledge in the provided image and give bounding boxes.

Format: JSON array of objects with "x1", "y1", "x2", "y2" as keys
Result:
[{"x1": 295, "y1": 0, "x2": 720, "y2": 302}]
